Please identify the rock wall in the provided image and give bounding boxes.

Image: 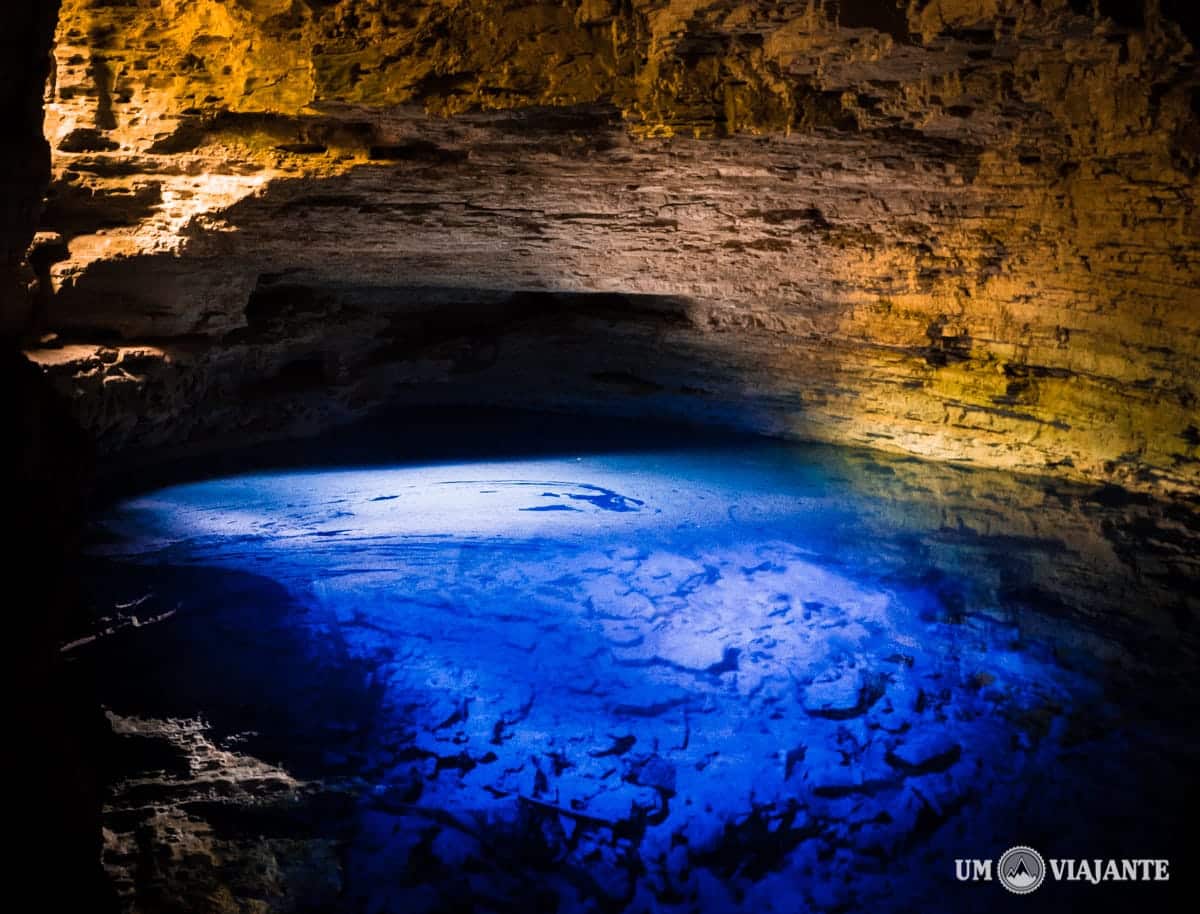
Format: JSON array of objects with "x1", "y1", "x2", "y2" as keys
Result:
[{"x1": 24, "y1": 0, "x2": 1200, "y2": 496}]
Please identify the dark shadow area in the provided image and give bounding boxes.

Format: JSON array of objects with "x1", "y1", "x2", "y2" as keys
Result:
[
  {"x1": 4, "y1": 348, "x2": 116, "y2": 912},
  {"x1": 92, "y1": 406, "x2": 764, "y2": 504},
  {"x1": 74, "y1": 561, "x2": 386, "y2": 779}
]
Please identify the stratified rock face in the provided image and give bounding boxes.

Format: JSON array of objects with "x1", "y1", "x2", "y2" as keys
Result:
[{"x1": 25, "y1": 0, "x2": 1200, "y2": 495}]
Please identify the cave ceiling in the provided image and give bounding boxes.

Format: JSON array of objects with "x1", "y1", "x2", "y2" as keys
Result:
[{"x1": 21, "y1": 0, "x2": 1200, "y2": 495}]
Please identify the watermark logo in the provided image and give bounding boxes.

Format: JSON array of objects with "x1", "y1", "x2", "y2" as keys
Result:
[
  {"x1": 997, "y1": 846, "x2": 1046, "y2": 895},
  {"x1": 956, "y1": 846, "x2": 1170, "y2": 894}
]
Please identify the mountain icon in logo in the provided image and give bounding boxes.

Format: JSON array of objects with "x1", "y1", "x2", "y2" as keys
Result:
[
  {"x1": 1006, "y1": 857, "x2": 1036, "y2": 888},
  {"x1": 997, "y1": 846, "x2": 1046, "y2": 894}
]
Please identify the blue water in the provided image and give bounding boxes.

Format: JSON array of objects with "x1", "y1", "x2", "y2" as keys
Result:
[{"x1": 75, "y1": 427, "x2": 1199, "y2": 913}]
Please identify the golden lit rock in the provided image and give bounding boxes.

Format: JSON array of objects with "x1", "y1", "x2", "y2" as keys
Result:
[{"x1": 25, "y1": 0, "x2": 1200, "y2": 495}]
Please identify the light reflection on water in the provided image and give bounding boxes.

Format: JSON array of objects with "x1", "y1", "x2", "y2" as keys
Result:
[{"x1": 79, "y1": 435, "x2": 1199, "y2": 913}]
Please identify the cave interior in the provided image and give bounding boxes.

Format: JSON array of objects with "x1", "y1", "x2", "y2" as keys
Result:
[{"x1": 4, "y1": 1, "x2": 1199, "y2": 912}]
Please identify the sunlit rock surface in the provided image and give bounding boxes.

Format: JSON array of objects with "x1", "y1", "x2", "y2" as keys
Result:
[
  {"x1": 24, "y1": 0, "x2": 1200, "y2": 496},
  {"x1": 72, "y1": 416, "x2": 1199, "y2": 913}
]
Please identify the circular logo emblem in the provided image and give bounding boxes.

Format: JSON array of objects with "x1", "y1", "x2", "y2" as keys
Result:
[{"x1": 997, "y1": 846, "x2": 1046, "y2": 894}]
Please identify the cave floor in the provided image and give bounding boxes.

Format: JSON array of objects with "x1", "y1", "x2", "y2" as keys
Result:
[{"x1": 72, "y1": 416, "x2": 1199, "y2": 913}]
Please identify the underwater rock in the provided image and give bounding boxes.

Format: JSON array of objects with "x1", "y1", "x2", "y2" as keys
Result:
[
  {"x1": 75, "y1": 444, "x2": 1200, "y2": 912},
  {"x1": 885, "y1": 735, "x2": 963, "y2": 775},
  {"x1": 803, "y1": 671, "x2": 889, "y2": 720}
]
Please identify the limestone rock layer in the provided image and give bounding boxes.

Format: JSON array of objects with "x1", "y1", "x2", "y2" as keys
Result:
[{"x1": 25, "y1": 0, "x2": 1200, "y2": 496}]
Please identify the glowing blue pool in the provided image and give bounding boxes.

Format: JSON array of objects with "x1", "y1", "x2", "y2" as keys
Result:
[{"x1": 76, "y1": 429, "x2": 1198, "y2": 913}]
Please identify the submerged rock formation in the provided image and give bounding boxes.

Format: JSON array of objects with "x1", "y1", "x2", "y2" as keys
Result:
[
  {"x1": 77, "y1": 427, "x2": 1200, "y2": 913},
  {"x1": 19, "y1": 0, "x2": 1200, "y2": 495}
]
